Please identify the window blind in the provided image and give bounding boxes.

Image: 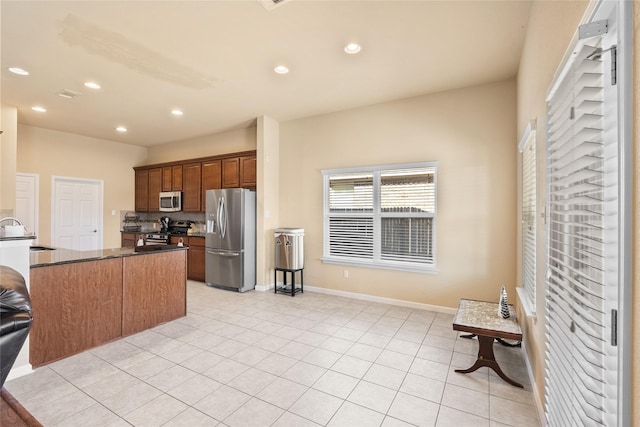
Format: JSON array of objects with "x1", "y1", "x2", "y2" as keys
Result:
[
  {"x1": 327, "y1": 173, "x2": 374, "y2": 259},
  {"x1": 520, "y1": 127, "x2": 536, "y2": 313},
  {"x1": 544, "y1": 26, "x2": 620, "y2": 426},
  {"x1": 323, "y1": 163, "x2": 437, "y2": 272},
  {"x1": 380, "y1": 168, "x2": 435, "y2": 264}
]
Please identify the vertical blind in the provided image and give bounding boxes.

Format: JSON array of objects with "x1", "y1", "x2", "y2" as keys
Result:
[
  {"x1": 323, "y1": 163, "x2": 437, "y2": 270},
  {"x1": 520, "y1": 128, "x2": 537, "y2": 312},
  {"x1": 545, "y1": 28, "x2": 619, "y2": 426}
]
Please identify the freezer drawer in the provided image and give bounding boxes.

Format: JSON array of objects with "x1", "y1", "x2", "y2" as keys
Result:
[{"x1": 205, "y1": 249, "x2": 255, "y2": 292}]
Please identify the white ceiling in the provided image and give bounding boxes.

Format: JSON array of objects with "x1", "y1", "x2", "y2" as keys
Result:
[{"x1": 1, "y1": 0, "x2": 532, "y2": 147}]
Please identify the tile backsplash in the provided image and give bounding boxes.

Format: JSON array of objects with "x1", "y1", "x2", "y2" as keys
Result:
[{"x1": 120, "y1": 211, "x2": 205, "y2": 232}]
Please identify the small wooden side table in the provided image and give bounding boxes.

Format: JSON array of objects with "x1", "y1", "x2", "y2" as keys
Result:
[{"x1": 452, "y1": 298, "x2": 524, "y2": 388}]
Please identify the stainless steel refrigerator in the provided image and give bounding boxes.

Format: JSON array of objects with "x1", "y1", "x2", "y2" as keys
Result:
[{"x1": 205, "y1": 188, "x2": 256, "y2": 292}]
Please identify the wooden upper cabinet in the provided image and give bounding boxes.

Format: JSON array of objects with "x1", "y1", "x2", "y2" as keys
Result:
[
  {"x1": 201, "y1": 160, "x2": 221, "y2": 210},
  {"x1": 162, "y1": 167, "x2": 172, "y2": 191},
  {"x1": 182, "y1": 162, "x2": 201, "y2": 212},
  {"x1": 222, "y1": 158, "x2": 240, "y2": 188},
  {"x1": 162, "y1": 165, "x2": 183, "y2": 191},
  {"x1": 148, "y1": 168, "x2": 162, "y2": 211},
  {"x1": 134, "y1": 151, "x2": 255, "y2": 213},
  {"x1": 135, "y1": 169, "x2": 149, "y2": 212},
  {"x1": 172, "y1": 165, "x2": 183, "y2": 191},
  {"x1": 240, "y1": 156, "x2": 257, "y2": 188}
]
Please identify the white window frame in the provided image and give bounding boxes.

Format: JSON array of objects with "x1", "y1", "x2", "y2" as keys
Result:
[
  {"x1": 517, "y1": 121, "x2": 537, "y2": 319},
  {"x1": 321, "y1": 161, "x2": 438, "y2": 274}
]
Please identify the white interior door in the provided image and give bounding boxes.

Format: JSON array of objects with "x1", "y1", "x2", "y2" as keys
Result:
[
  {"x1": 15, "y1": 173, "x2": 39, "y2": 239},
  {"x1": 53, "y1": 177, "x2": 103, "y2": 250}
]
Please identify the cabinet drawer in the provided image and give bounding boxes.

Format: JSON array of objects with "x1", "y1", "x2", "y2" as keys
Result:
[{"x1": 189, "y1": 237, "x2": 205, "y2": 247}]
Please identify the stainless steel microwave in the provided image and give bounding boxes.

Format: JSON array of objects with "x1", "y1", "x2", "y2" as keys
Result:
[{"x1": 159, "y1": 191, "x2": 182, "y2": 212}]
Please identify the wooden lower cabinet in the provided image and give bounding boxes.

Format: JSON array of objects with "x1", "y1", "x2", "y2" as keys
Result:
[
  {"x1": 170, "y1": 236, "x2": 205, "y2": 281},
  {"x1": 29, "y1": 250, "x2": 187, "y2": 367},
  {"x1": 30, "y1": 259, "x2": 124, "y2": 367},
  {"x1": 188, "y1": 237, "x2": 205, "y2": 282},
  {"x1": 122, "y1": 250, "x2": 187, "y2": 336}
]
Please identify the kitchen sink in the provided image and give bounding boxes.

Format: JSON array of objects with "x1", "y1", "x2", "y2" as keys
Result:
[{"x1": 30, "y1": 245, "x2": 56, "y2": 252}]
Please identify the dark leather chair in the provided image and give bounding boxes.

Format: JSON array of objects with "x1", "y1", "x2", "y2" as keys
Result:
[{"x1": 0, "y1": 266, "x2": 33, "y2": 388}]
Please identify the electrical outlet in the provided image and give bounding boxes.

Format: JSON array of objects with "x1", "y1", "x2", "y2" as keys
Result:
[{"x1": 343, "y1": 270, "x2": 349, "y2": 279}]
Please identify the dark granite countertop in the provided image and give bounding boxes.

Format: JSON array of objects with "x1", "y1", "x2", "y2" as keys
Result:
[
  {"x1": 119, "y1": 230, "x2": 206, "y2": 238},
  {"x1": 30, "y1": 245, "x2": 188, "y2": 268},
  {"x1": 172, "y1": 232, "x2": 206, "y2": 238},
  {"x1": 0, "y1": 234, "x2": 37, "y2": 241}
]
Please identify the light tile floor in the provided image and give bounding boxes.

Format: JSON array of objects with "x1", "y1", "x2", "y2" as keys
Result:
[{"x1": 6, "y1": 281, "x2": 541, "y2": 427}]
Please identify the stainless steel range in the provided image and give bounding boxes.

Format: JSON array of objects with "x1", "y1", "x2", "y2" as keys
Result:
[{"x1": 144, "y1": 232, "x2": 170, "y2": 245}]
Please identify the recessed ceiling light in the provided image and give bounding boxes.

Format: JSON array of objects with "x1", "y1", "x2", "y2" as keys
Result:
[
  {"x1": 9, "y1": 67, "x2": 29, "y2": 76},
  {"x1": 84, "y1": 81, "x2": 101, "y2": 89},
  {"x1": 274, "y1": 65, "x2": 289, "y2": 74},
  {"x1": 116, "y1": 126, "x2": 127, "y2": 133},
  {"x1": 32, "y1": 106, "x2": 46, "y2": 113},
  {"x1": 171, "y1": 109, "x2": 184, "y2": 116},
  {"x1": 344, "y1": 43, "x2": 362, "y2": 54}
]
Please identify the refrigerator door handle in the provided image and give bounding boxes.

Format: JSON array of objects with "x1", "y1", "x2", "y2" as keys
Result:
[
  {"x1": 206, "y1": 250, "x2": 239, "y2": 257},
  {"x1": 219, "y1": 196, "x2": 227, "y2": 239}
]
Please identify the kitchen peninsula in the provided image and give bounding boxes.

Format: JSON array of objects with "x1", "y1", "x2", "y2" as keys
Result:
[{"x1": 29, "y1": 245, "x2": 187, "y2": 367}]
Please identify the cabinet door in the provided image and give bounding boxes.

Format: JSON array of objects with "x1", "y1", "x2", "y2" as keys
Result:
[
  {"x1": 148, "y1": 168, "x2": 162, "y2": 212},
  {"x1": 188, "y1": 237, "x2": 205, "y2": 282},
  {"x1": 122, "y1": 250, "x2": 186, "y2": 336},
  {"x1": 162, "y1": 167, "x2": 172, "y2": 191},
  {"x1": 240, "y1": 156, "x2": 257, "y2": 188},
  {"x1": 222, "y1": 158, "x2": 240, "y2": 188},
  {"x1": 172, "y1": 165, "x2": 183, "y2": 191},
  {"x1": 201, "y1": 160, "x2": 221, "y2": 210},
  {"x1": 121, "y1": 232, "x2": 134, "y2": 248},
  {"x1": 135, "y1": 170, "x2": 149, "y2": 212},
  {"x1": 182, "y1": 163, "x2": 201, "y2": 212},
  {"x1": 30, "y1": 259, "x2": 123, "y2": 367},
  {"x1": 123, "y1": 233, "x2": 144, "y2": 248}
]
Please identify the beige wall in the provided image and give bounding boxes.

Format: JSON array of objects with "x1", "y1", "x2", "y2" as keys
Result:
[
  {"x1": 16, "y1": 125, "x2": 147, "y2": 248},
  {"x1": 1, "y1": 105, "x2": 18, "y2": 216},
  {"x1": 515, "y1": 0, "x2": 589, "y2": 409},
  {"x1": 145, "y1": 127, "x2": 256, "y2": 165},
  {"x1": 256, "y1": 116, "x2": 280, "y2": 288},
  {"x1": 279, "y1": 79, "x2": 517, "y2": 309}
]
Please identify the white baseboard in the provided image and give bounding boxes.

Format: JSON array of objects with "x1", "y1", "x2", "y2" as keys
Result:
[
  {"x1": 255, "y1": 282, "x2": 455, "y2": 314},
  {"x1": 521, "y1": 339, "x2": 546, "y2": 426},
  {"x1": 304, "y1": 285, "x2": 456, "y2": 315}
]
